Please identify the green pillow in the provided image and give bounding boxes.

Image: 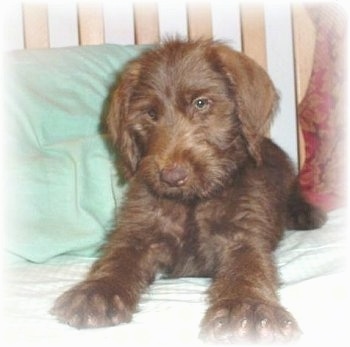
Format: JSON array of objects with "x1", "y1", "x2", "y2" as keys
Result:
[{"x1": 4, "y1": 44, "x2": 149, "y2": 263}]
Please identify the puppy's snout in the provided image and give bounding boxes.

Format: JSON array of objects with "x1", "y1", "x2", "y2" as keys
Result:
[{"x1": 160, "y1": 164, "x2": 188, "y2": 187}]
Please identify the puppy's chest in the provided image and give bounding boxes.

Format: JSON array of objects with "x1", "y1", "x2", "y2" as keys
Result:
[
  {"x1": 156, "y1": 198, "x2": 236, "y2": 277},
  {"x1": 157, "y1": 199, "x2": 232, "y2": 242}
]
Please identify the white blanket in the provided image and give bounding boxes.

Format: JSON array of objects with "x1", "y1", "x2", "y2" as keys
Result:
[{"x1": 4, "y1": 209, "x2": 347, "y2": 347}]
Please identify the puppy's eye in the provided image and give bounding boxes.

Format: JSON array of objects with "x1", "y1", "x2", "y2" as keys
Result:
[
  {"x1": 147, "y1": 109, "x2": 158, "y2": 120},
  {"x1": 193, "y1": 97, "x2": 210, "y2": 110}
]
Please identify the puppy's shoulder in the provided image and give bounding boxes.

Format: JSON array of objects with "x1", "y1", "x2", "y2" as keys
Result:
[{"x1": 260, "y1": 138, "x2": 293, "y2": 169}]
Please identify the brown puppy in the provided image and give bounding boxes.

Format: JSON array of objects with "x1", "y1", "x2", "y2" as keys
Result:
[{"x1": 51, "y1": 40, "x2": 326, "y2": 343}]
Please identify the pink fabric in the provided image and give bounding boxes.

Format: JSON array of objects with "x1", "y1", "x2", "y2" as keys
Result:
[{"x1": 298, "y1": 4, "x2": 347, "y2": 211}]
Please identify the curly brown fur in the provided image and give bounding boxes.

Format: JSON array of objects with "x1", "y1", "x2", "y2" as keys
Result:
[{"x1": 51, "y1": 40, "x2": 326, "y2": 343}]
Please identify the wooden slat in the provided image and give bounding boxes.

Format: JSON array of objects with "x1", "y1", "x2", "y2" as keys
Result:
[
  {"x1": 187, "y1": 2, "x2": 212, "y2": 40},
  {"x1": 292, "y1": 4, "x2": 316, "y2": 104},
  {"x1": 240, "y1": 3, "x2": 267, "y2": 70},
  {"x1": 297, "y1": 125, "x2": 306, "y2": 170},
  {"x1": 292, "y1": 4, "x2": 316, "y2": 169},
  {"x1": 78, "y1": 3, "x2": 104, "y2": 45},
  {"x1": 134, "y1": 2, "x2": 160, "y2": 44},
  {"x1": 23, "y1": 4, "x2": 49, "y2": 49}
]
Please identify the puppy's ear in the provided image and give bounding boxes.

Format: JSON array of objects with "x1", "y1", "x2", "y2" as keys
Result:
[
  {"x1": 212, "y1": 44, "x2": 278, "y2": 164},
  {"x1": 107, "y1": 61, "x2": 141, "y2": 179}
]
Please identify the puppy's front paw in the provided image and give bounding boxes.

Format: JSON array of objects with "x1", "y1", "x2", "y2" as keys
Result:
[
  {"x1": 51, "y1": 279, "x2": 133, "y2": 329},
  {"x1": 200, "y1": 299, "x2": 301, "y2": 344}
]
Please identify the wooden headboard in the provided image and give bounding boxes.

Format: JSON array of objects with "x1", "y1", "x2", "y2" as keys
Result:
[{"x1": 4, "y1": 1, "x2": 317, "y2": 168}]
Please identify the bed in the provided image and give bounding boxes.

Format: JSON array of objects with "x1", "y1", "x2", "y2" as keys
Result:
[{"x1": 3, "y1": 1, "x2": 347, "y2": 346}]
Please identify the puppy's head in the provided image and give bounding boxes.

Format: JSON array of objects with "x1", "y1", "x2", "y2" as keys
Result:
[{"x1": 107, "y1": 40, "x2": 278, "y2": 199}]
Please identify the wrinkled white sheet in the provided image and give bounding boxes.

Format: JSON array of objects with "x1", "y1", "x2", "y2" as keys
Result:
[{"x1": 4, "y1": 209, "x2": 348, "y2": 347}]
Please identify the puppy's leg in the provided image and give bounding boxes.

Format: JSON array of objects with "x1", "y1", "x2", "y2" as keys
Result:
[
  {"x1": 51, "y1": 232, "x2": 174, "y2": 329},
  {"x1": 200, "y1": 238, "x2": 301, "y2": 343}
]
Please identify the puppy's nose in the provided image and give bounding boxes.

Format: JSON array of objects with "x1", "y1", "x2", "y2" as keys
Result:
[{"x1": 160, "y1": 164, "x2": 188, "y2": 187}]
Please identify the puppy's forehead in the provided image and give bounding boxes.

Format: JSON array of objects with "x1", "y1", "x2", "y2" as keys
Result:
[{"x1": 139, "y1": 43, "x2": 221, "y2": 93}]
